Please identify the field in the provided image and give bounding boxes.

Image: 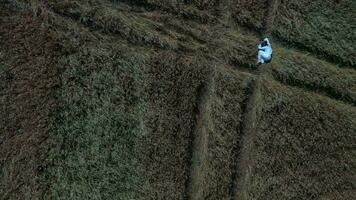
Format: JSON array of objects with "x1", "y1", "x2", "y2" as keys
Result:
[
  {"x1": 273, "y1": 0, "x2": 356, "y2": 67},
  {"x1": 272, "y1": 46, "x2": 356, "y2": 106},
  {"x1": 233, "y1": 0, "x2": 356, "y2": 67},
  {"x1": 1, "y1": 0, "x2": 355, "y2": 199},
  {"x1": 245, "y1": 79, "x2": 356, "y2": 200}
]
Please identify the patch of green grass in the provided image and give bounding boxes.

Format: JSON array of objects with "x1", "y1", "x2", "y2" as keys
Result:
[
  {"x1": 46, "y1": 46, "x2": 146, "y2": 200},
  {"x1": 272, "y1": 46, "x2": 356, "y2": 105},
  {"x1": 274, "y1": 0, "x2": 356, "y2": 67},
  {"x1": 245, "y1": 80, "x2": 356, "y2": 200}
]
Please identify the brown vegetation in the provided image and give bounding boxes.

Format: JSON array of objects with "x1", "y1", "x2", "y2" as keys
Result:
[
  {"x1": 0, "y1": 4, "x2": 60, "y2": 199},
  {"x1": 1, "y1": 0, "x2": 355, "y2": 199}
]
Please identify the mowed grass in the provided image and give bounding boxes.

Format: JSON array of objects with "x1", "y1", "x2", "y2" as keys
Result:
[
  {"x1": 274, "y1": 0, "x2": 356, "y2": 67},
  {"x1": 244, "y1": 80, "x2": 356, "y2": 200},
  {"x1": 272, "y1": 46, "x2": 356, "y2": 105},
  {"x1": 46, "y1": 45, "x2": 147, "y2": 200}
]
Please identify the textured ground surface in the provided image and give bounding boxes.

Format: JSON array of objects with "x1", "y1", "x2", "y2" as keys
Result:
[{"x1": 1, "y1": 0, "x2": 355, "y2": 199}]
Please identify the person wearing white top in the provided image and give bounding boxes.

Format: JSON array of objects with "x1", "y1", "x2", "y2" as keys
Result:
[{"x1": 257, "y1": 38, "x2": 273, "y2": 64}]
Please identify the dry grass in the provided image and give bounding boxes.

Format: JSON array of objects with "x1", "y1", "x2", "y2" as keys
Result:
[
  {"x1": 232, "y1": 0, "x2": 267, "y2": 32},
  {"x1": 0, "y1": 5, "x2": 60, "y2": 199},
  {"x1": 213, "y1": 29, "x2": 259, "y2": 69},
  {"x1": 50, "y1": 0, "x2": 178, "y2": 49},
  {"x1": 137, "y1": 51, "x2": 211, "y2": 200},
  {"x1": 193, "y1": 67, "x2": 252, "y2": 200},
  {"x1": 1, "y1": 0, "x2": 356, "y2": 199},
  {"x1": 272, "y1": 46, "x2": 356, "y2": 105},
  {"x1": 244, "y1": 80, "x2": 356, "y2": 200},
  {"x1": 187, "y1": 65, "x2": 253, "y2": 200},
  {"x1": 46, "y1": 43, "x2": 147, "y2": 200},
  {"x1": 232, "y1": 0, "x2": 356, "y2": 67},
  {"x1": 273, "y1": 0, "x2": 356, "y2": 67}
]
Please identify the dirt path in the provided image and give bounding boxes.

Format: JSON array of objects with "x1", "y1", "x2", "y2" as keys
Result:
[{"x1": 185, "y1": 69, "x2": 216, "y2": 200}]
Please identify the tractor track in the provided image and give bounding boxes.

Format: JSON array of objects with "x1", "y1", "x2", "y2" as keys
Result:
[
  {"x1": 230, "y1": 63, "x2": 270, "y2": 200},
  {"x1": 185, "y1": 68, "x2": 216, "y2": 200},
  {"x1": 262, "y1": 0, "x2": 280, "y2": 37},
  {"x1": 229, "y1": 77, "x2": 258, "y2": 200},
  {"x1": 238, "y1": 0, "x2": 356, "y2": 106},
  {"x1": 272, "y1": 75, "x2": 356, "y2": 107},
  {"x1": 229, "y1": 1, "x2": 278, "y2": 197}
]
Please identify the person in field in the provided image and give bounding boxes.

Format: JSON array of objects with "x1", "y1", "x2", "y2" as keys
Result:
[{"x1": 257, "y1": 38, "x2": 273, "y2": 65}]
